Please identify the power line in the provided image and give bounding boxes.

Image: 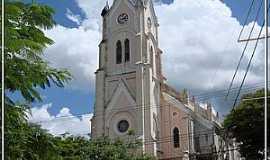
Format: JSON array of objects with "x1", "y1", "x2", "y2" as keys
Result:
[
  {"x1": 238, "y1": 35, "x2": 270, "y2": 42},
  {"x1": 194, "y1": 84, "x2": 266, "y2": 101},
  {"x1": 27, "y1": 82, "x2": 269, "y2": 124},
  {"x1": 90, "y1": 80, "x2": 268, "y2": 118},
  {"x1": 195, "y1": 84, "x2": 264, "y2": 98},
  {"x1": 32, "y1": 104, "x2": 169, "y2": 124},
  {"x1": 208, "y1": 0, "x2": 256, "y2": 92},
  {"x1": 5, "y1": 128, "x2": 221, "y2": 140},
  {"x1": 242, "y1": 96, "x2": 270, "y2": 101},
  {"x1": 238, "y1": 0, "x2": 256, "y2": 42},
  {"x1": 193, "y1": 81, "x2": 266, "y2": 96},
  {"x1": 30, "y1": 85, "x2": 267, "y2": 124},
  {"x1": 29, "y1": 85, "x2": 266, "y2": 125},
  {"x1": 6, "y1": 121, "x2": 239, "y2": 158},
  {"x1": 4, "y1": 128, "x2": 241, "y2": 159},
  {"x1": 226, "y1": 0, "x2": 264, "y2": 100},
  {"x1": 32, "y1": 101, "x2": 220, "y2": 124},
  {"x1": 233, "y1": 10, "x2": 266, "y2": 108}
]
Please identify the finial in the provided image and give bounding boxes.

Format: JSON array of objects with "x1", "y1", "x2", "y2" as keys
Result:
[{"x1": 101, "y1": 1, "x2": 110, "y2": 17}]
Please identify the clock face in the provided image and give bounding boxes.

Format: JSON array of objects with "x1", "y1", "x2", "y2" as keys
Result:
[{"x1": 117, "y1": 13, "x2": 129, "y2": 24}]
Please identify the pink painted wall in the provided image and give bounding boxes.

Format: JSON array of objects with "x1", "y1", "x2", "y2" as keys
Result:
[{"x1": 159, "y1": 96, "x2": 190, "y2": 160}]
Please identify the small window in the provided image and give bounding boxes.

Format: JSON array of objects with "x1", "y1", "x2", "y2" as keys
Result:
[
  {"x1": 117, "y1": 120, "x2": 129, "y2": 133},
  {"x1": 124, "y1": 39, "x2": 130, "y2": 62},
  {"x1": 173, "y1": 127, "x2": 180, "y2": 148},
  {"x1": 116, "y1": 40, "x2": 122, "y2": 64}
]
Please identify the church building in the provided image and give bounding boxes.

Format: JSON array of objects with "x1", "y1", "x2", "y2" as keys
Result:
[{"x1": 91, "y1": 0, "x2": 240, "y2": 159}]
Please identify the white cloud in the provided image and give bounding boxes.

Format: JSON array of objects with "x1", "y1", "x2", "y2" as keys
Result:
[
  {"x1": 155, "y1": 0, "x2": 265, "y2": 92},
  {"x1": 43, "y1": 1, "x2": 109, "y2": 91},
  {"x1": 43, "y1": 0, "x2": 266, "y2": 113},
  {"x1": 65, "y1": 8, "x2": 82, "y2": 25},
  {"x1": 75, "y1": 0, "x2": 113, "y2": 19},
  {"x1": 28, "y1": 104, "x2": 93, "y2": 136},
  {"x1": 44, "y1": 25, "x2": 100, "y2": 90}
]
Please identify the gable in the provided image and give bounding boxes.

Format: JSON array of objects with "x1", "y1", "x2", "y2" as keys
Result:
[{"x1": 106, "y1": 79, "x2": 136, "y2": 112}]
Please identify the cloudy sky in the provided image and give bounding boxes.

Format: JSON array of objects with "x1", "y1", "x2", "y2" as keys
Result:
[{"x1": 24, "y1": 0, "x2": 267, "y2": 136}]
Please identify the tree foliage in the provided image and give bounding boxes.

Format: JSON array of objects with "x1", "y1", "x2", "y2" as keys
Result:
[
  {"x1": 4, "y1": 0, "x2": 71, "y2": 103},
  {"x1": 4, "y1": 102, "x2": 59, "y2": 160},
  {"x1": 5, "y1": 104, "x2": 156, "y2": 159},
  {"x1": 223, "y1": 89, "x2": 270, "y2": 160},
  {"x1": 3, "y1": 1, "x2": 71, "y2": 158},
  {"x1": 54, "y1": 137, "x2": 155, "y2": 160}
]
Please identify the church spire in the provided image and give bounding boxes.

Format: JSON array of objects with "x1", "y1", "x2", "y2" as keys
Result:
[{"x1": 101, "y1": 1, "x2": 109, "y2": 17}]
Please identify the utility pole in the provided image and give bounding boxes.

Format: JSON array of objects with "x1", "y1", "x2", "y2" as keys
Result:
[
  {"x1": 265, "y1": 0, "x2": 268, "y2": 159},
  {"x1": 2, "y1": 0, "x2": 4, "y2": 158}
]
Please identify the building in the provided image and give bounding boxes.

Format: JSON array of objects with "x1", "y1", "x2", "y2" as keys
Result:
[{"x1": 91, "y1": 0, "x2": 239, "y2": 159}]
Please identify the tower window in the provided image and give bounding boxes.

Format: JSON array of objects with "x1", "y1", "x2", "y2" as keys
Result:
[
  {"x1": 116, "y1": 40, "x2": 122, "y2": 64},
  {"x1": 124, "y1": 39, "x2": 130, "y2": 62},
  {"x1": 173, "y1": 127, "x2": 180, "y2": 148}
]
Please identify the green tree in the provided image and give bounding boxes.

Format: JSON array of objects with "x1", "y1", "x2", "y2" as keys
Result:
[
  {"x1": 54, "y1": 136, "x2": 91, "y2": 160},
  {"x1": 83, "y1": 137, "x2": 155, "y2": 160},
  {"x1": 53, "y1": 135, "x2": 156, "y2": 160},
  {"x1": 223, "y1": 89, "x2": 270, "y2": 160},
  {"x1": 3, "y1": 1, "x2": 71, "y2": 159},
  {"x1": 4, "y1": 1, "x2": 71, "y2": 103},
  {"x1": 4, "y1": 102, "x2": 60, "y2": 160}
]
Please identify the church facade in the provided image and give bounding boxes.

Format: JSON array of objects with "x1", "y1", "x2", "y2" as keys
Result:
[{"x1": 91, "y1": 0, "x2": 241, "y2": 159}]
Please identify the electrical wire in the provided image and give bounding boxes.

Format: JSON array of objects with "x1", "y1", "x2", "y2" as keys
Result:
[
  {"x1": 194, "y1": 83, "x2": 266, "y2": 100},
  {"x1": 28, "y1": 83, "x2": 268, "y2": 124},
  {"x1": 192, "y1": 81, "x2": 266, "y2": 97},
  {"x1": 209, "y1": 0, "x2": 256, "y2": 95},
  {"x1": 233, "y1": 14, "x2": 266, "y2": 108},
  {"x1": 238, "y1": 0, "x2": 256, "y2": 41},
  {"x1": 242, "y1": 96, "x2": 270, "y2": 101},
  {"x1": 226, "y1": 0, "x2": 264, "y2": 100}
]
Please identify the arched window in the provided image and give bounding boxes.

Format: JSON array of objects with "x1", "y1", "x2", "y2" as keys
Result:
[
  {"x1": 124, "y1": 39, "x2": 130, "y2": 62},
  {"x1": 173, "y1": 127, "x2": 180, "y2": 148},
  {"x1": 116, "y1": 40, "x2": 122, "y2": 64}
]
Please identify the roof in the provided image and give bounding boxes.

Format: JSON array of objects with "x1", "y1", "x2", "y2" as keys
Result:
[
  {"x1": 161, "y1": 83, "x2": 187, "y2": 103},
  {"x1": 162, "y1": 92, "x2": 214, "y2": 129}
]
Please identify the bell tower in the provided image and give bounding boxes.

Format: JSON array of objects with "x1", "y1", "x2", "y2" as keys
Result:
[{"x1": 91, "y1": 0, "x2": 163, "y2": 156}]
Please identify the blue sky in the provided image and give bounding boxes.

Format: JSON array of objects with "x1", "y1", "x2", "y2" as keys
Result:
[
  {"x1": 18, "y1": 0, "x2": 266, "y2": 120},
  {"x1": 35, "y1": 0, "x2": 261, "y2": 28},
  {"x1": 42, "y1": 0, "x2": 265, "y2": 27}
]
